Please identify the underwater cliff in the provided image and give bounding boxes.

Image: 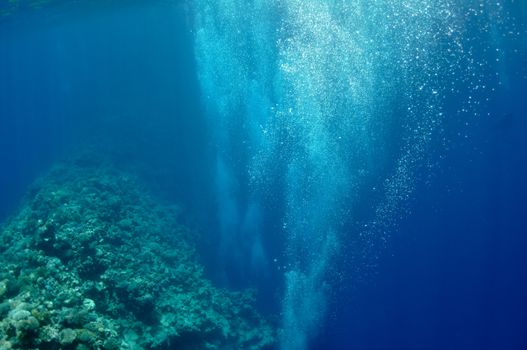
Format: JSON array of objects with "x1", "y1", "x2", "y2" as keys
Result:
[{"x1": 0, "y1": 158, "x2": 274, "y2": 349}]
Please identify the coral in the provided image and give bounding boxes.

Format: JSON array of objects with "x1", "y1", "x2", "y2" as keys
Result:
[
  {"x1": 58, "y1": 328, "x2": 76, "y2": 346},
  {"x1": 0, "y1": 161, "x2": 275, "y2": 349}
]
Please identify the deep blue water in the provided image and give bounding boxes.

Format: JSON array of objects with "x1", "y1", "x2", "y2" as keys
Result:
[{"x1": 1, "y1": 1, "x2": 526, "y2": 349}]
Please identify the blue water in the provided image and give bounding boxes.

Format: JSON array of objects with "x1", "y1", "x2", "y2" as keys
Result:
[{"x1": 1, "y1": 1, "x2": 526, "y2": 349}]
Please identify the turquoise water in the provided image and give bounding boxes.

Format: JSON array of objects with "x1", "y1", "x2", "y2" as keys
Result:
[{"x1": 1, "y1": 1, "x2": 526, "y2": 349}]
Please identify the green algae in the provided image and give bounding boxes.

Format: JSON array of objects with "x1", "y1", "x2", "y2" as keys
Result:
[{"x1": 0, "y1": 160, "x2": 275, "y2": 349}]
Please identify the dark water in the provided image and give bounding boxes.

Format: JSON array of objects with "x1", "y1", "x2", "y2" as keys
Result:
[{"x1": 1, "y1": 1, "x2": 526, "y2": 349}]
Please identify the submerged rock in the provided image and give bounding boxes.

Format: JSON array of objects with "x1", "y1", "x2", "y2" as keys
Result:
[{"x1": 0, "y1": 162, "x2": 275, "y2": 349}]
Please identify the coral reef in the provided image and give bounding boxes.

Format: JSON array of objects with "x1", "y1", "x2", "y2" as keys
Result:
[{"x1": 0, "y1": 161, "x2": 275, "y2": 349}]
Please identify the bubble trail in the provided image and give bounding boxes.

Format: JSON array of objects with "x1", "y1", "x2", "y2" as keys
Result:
[{"x1": 192, "y1": 1, "x2": 512, "y2": 348}]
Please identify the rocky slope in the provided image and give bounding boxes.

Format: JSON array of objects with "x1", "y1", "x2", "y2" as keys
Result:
[{"x1": 0, "y1": 160, "x2": 274, "y2": 349}]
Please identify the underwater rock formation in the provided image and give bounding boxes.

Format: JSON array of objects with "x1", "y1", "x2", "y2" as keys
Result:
[{"x1": 0, "y1": 161, "x2": 275, "y2": 349}]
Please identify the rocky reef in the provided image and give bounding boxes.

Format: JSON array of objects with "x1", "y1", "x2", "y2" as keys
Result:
[{"x1": 0, "y1": 160, "x2": 275, "y2": 349}]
